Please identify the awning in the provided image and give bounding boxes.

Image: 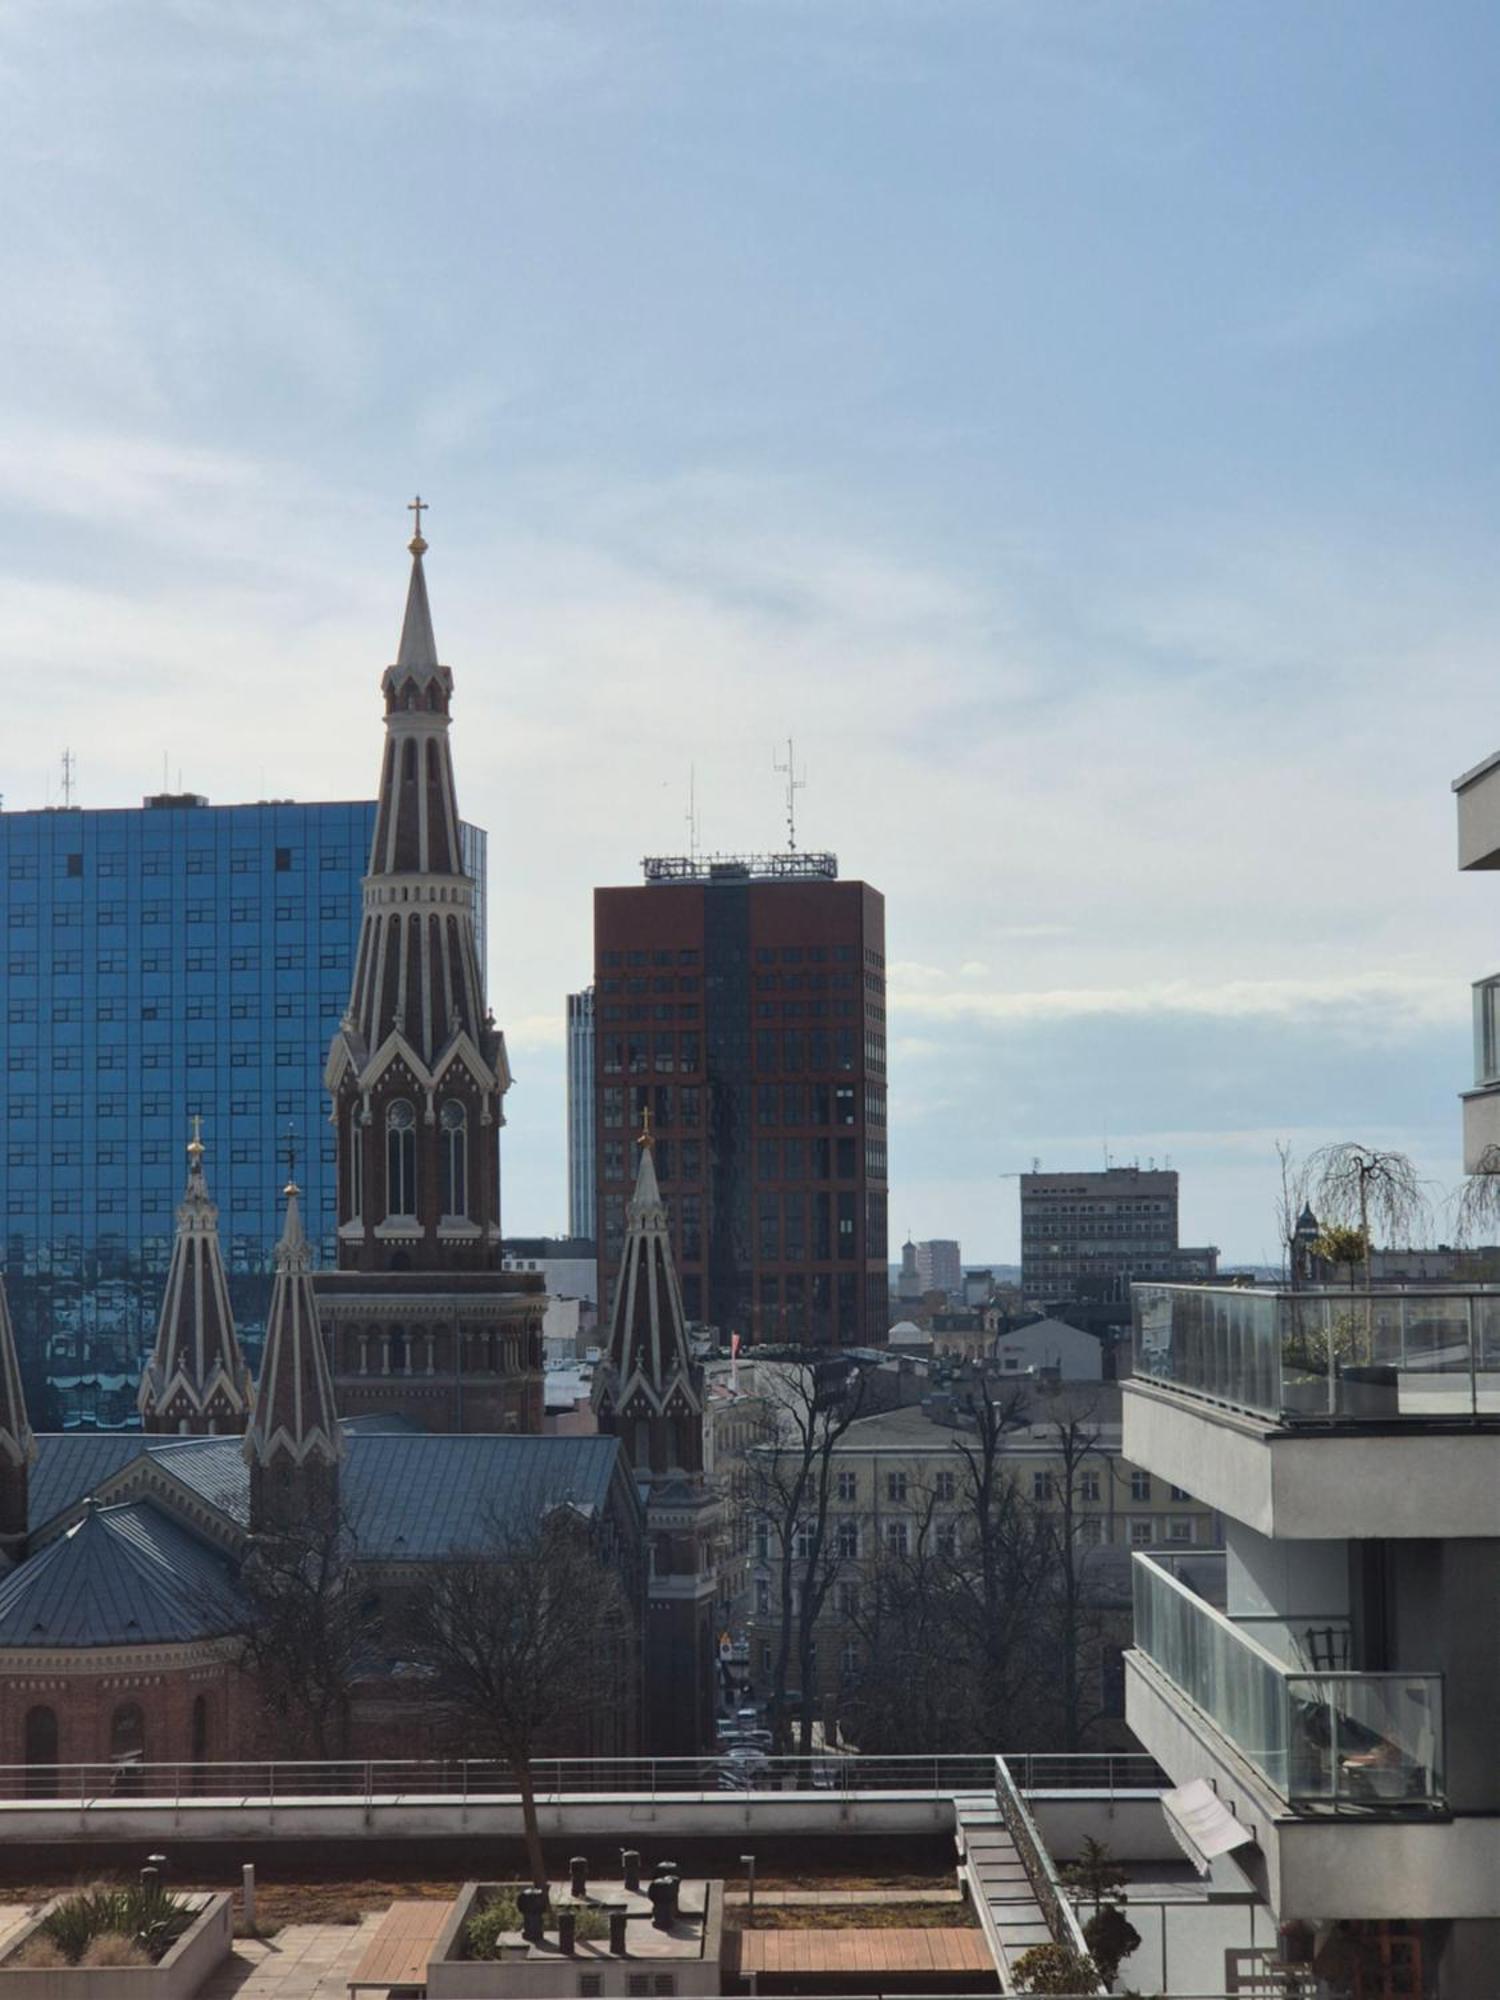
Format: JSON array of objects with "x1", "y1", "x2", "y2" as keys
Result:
[{"x1": 1161, "y1": 1778, "x2": 1256, "y2": 1875}]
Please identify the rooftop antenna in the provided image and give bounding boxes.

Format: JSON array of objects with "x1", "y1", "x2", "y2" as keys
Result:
[
  {"x1": 773, "y1": 736, "x2": 806, "y2": 852},
  {"x1": 60, "y1": 750, "x2": 75, "y2": 809},
  {"x1": 685, "y1": 765, "x2": 700, "y2": 865}
]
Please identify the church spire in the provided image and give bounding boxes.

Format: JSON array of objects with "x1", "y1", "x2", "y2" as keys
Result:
[
  {"x1": 139, "y1": 1124, "x2": 251, "y2": 1435},
  {"x1": 0, "y1": 1271, "x2": 34, "y2": 1564},
  {"x1": 326, "y1": 502, "x2": 511, "y2": 1277},
  {"x1": 593, "y1": 1116, "x2": 704, "y2": 1478},
  {"x1": 245, "y1": 1176, "x2": 343, "y2": 1534}
]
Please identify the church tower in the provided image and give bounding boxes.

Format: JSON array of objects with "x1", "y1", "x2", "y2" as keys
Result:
[
  {"x1": 245, "y1": 1178, "x2": 344, "y2": 1536},
  {"x1": 593, "y1": 1122, "x2": 721, "y2": 1753},
  {"x1": 139, "y1": 1126, "x2": 251, "y2": 1434},
  {"x1": 0, "y1": 1273, "x2": 34, "y2": 1566},
  {"x1": 315, "y1": 506, "x2": 544, "y2": 1431}
]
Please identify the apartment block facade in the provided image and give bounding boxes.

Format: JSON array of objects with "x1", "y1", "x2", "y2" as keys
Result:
[
  {"x1": 592, "y1": 857, "x2": 888, "y2": 1345},
  {"x1": 566, "y1": 986, "x2": 597, "y2": 1243}
]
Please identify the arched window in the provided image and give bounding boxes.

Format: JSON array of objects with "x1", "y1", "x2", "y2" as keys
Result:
[
  {"x1": 24, "y1": 1706, "x2": 57, "y2": 1797},
  {"x1": 110, "y1": 1701, "x2": 145, "y2": 1766},
  {"x1": 390, "y1": 1328, "x2": 408, "y2": 1374},
  {"x1": 386, "y1": 1099, "x2": 416, "y2": 1216},
  {"x1": 349, "y1": 1107, "x2": 364, "y2": 1219},
  {"x1": 440, "y1": 1099, "x2": 467, "y2": 1217}
]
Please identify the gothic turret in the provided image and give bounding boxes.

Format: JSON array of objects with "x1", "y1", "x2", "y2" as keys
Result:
[
  {"x1": 0, "y1": 1273, "x2": 34, "y2": 1565},
  {"x1": 593, "y1": 1120, "x2": 705, "y2": 1478},
  {"x1": 245, "y1": 1180, "x2": 343, "y2": 1535},
  {"x1": 593, "y1": 1120, "x2": 719, "y2": 1753},
  {"x1": 325, "y1": 504, "x2": 511, "y2": 1274},
  {"x1": 139, "y1": 1127, "x2": 251, "y2": 1435}
]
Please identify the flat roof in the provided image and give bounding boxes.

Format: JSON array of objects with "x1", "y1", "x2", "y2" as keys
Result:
[{"x1": 1453, "y1": 746, "x2": 1500, "y2": 793}]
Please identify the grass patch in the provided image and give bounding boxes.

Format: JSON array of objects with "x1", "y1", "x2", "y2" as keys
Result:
[{"x1": 741, "y1": 1903, "x2": 979, "y2": 1931}]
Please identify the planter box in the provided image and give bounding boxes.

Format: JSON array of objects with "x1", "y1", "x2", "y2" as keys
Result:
[
  {"x1": 0, "y1": 1893, "x2": 233, "y2": 2000},
  {"x1": 430, "y1": 1881, "x2": 725, "y2": 1999}
]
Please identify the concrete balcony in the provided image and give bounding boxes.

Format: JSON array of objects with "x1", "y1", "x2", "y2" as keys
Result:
[
  {"x1": 1132, "y1": 1552, "x2": 1443, "y2": 1810},
  {"x1": 1454, "y1": 746, "x2": 1500, "y2": 870},
  {"x1": 1125, "y1": 1283, "x2": 1500, "y2": 1537}
]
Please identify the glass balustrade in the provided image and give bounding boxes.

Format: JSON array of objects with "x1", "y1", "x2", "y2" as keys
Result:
[
  {"x1": 1132, "y1": 1552, "x2": 1444, "y2": 1808},
  {"x1": 1133, "y1": 1283, "x2": 1500, "y2": 1422}
]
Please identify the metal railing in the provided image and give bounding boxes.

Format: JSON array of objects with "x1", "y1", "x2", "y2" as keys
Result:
[
  {"x1": 0, "y1": 1751, "x2": 1167, "y2": 1810},
  {"x1": 1133, "y1": 1281, "x2": 1500, "y2": 1423},
  {"x1": 1133, "y1": 1553, "x2": 1444, "y2": 1809},
  {"x1": 993, "y1": 1755, "x2": 1103, "y2": 1992}
]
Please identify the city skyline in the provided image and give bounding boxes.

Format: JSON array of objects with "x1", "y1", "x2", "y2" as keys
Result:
[{"x1": 1, "y1": 4, "x2": 1496, "y2": 1263}]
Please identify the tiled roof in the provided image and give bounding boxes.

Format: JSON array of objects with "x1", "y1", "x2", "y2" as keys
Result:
[
  {"x1": 145, "y1": 1436, "x2": 252, "y2": 1525},
  {"x1": 0, "y1": 1500, "x2": 247, "y2": 1647}
]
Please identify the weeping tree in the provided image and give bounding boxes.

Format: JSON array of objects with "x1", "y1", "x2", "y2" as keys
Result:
[
  {"x1": 1454, "y1": 1143, "x2": 1500, "y2": 1249},
  {"x1": 1307, "y1": 1143, "x2": 1429, "y2": 1285}
]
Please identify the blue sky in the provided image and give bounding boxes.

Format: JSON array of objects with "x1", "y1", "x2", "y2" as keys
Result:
[{"x1": 1, "y1": 1, "x2": 1497, "y2": 1261}]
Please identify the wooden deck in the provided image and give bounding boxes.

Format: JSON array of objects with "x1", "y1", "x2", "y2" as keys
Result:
[
  {"x1": 346, "y1": 1899, "x2": 451, "y2": 1994},
  {"x1": 736, "y1": 1925, "x2": 993, "y2": 1979}
]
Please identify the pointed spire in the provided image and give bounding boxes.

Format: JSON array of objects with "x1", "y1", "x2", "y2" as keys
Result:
[
  {"x1": 396, "y1": 536, "x2": 440, "y2": 674},
  {"x1": 0, "y1": 1273, "x2": 34, "y2": 1561},
  {"x1": 593, "y1": 1113, "x2": 703, "y2": 1477},
  {"x1": 140, "y1": 1126, "x2": 250, "y2": 1435},
  {"x1": 245, "y1": 1178, "x2": 343, "y2": 1532}
]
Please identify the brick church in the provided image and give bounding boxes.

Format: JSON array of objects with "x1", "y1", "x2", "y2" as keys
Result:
[{"x1": 0, "y1": 518, "x2": 719, "y2": 1777}]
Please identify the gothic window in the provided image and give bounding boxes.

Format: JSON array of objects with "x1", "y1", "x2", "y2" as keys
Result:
[
  {"x1": 440, "y1": 1099, "x2": 467, "y2": 1217},
  {"x1": 349, "y1": 1108, "x2": 364, "y2": 1218},
  {"x1": 386, "y1": 1099, "x2": 416, "y2": 1216}
]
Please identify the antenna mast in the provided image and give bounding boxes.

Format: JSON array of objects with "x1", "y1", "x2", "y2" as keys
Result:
[
  {"x1": 685, "y1": 765, "x2": 700, "y2": 866},
  {"x1": 60, "y1": 750, "x2": 75, "y2": 809},
  {"x1": 773, "y1": 736, "x2": 806, "y2": 853}
]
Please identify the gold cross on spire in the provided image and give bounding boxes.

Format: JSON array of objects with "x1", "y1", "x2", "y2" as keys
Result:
[
  {"x1": 638, "y1": 1104, "x2": 654, "y2": 1150},
  {"x1": 284, "y1": 1123, "x2": 299, "y2": 1194},
  {"x1": 407, "y1": 494, "x2": 428, "y2": 554},
  {"x1": 187, "y1": 1113, "x2": 204, "y2": 1161}
]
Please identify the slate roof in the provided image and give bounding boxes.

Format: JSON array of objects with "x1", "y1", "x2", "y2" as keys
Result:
[
  {"x1": 30, "y1": 1434, "x2": 149, "y2": 1532},
  {"x1": 342, "y1": 1434, "x2": 625, "y2": 1559},
  {"x1": 0, "y1": 1500, "x2": 247, "y2": 1647},
  {"x1": 31, "y1": 1430, "x2": 629, "y2": 1563}
]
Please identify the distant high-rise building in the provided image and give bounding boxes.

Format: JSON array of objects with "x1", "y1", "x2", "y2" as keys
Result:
[
  {"x1": 593, "y1": 851, "x2": 888, "y2": 1346},
  {"x1": 915, "y1": 1238, "x2": 962, "y2": 1296},
  {"x1": 1020, "y1": 1168, "x2": 1217, "y2": 1310},
  {"x1": 566, "y1": 987, "x2": 597, "y2": 1242},
  {"x1": 0, "y1": 791, "x2": 484, "y2": 1409}
]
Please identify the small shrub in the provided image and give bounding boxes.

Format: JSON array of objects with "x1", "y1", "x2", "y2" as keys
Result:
[
  {"x1": 1084, "y1": 1903, "x2": 1142, "y2": 1985},
  {"x1": 1010, "y1": 1940, "x2": 1101, "y2": 1994},
  {"x1": 39, "y1": 1883, "x2": 195, "y2": 1964},
  {"x1": 465, "y1": 1892, "x2": 524, "y2": 1959},
  {"x1": 82, "y1": 1932, "x2": 152, "y2": 1967},
  {"x1": 12, "y1": 1934, "x2": 68, "y2": 1968},
  {"x1": 554, "y1": 1900, "x2": 609, "y2": 1942}
]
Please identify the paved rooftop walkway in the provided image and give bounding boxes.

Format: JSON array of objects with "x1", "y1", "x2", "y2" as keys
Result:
[{"x1": 198, "y1": 1916, "x2": 386, "y2": 1998}]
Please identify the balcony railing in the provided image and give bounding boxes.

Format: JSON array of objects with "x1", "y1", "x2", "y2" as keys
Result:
[
  {"x1": 1132, "y1": 1551, "x2": 1444, "y2": 1809},
  {"x1": 1132, "y1": 1282, "x2": 1500, "y2": 1423}
]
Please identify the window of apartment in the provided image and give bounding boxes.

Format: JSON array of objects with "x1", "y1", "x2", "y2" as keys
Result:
[
  {"x1": 755, "y1": 1579, "x2": 770, "y2": 1617},
  {"x1": 1130, "y1": 1470, "x2": 1151, "y2": 1503},
  {"x1": 1168, "y1": 1518, "x2": 1193, "y2": 1544},
  {"x1": 885, "y1": 1521, "x2": 909, "y2": 1558},
  {"x1": 835, "y1": 1520, "x2": 859, "y2": 1560},
  {"x1": 935, "y1": 1469, "x2": 956, "y2": 1503},
  {"x1": 1080, "y1": 1470, "x2": 1101, "y2": 1503},
  {"x1": 275, "y1": 846, "x2": 292, "y2": 871},
  {"x1": 835, "y1": 1581, "x2": 860, "y2": 1617},
  {"x1": 936, "y1": 1521, "x2": 959, "y2": 1559},
  {"x1": 1169, "y1": 1484, "x2": 1192, "y2": 1502},
  {"x1": 836, "y1": 1469, "x2": 857, "y2": 1503},
  {"x1": 1032, "y1": 1471, "x2": 1052, "y2": 1502},
  {"x1": 886, "y1": 1471, "x2": 907, "y2": 1503},
  {"x1": 1078, "y1": 1517, "x2": 1106, "y2": 1548},
  {"x1": 1129, "y1": 1520, "x2": 1153, "y2": 1548}
]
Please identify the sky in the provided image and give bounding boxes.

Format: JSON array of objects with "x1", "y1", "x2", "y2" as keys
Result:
[{"x1": 0, "y1": 0, "x2": 1497, "y2": 1265}]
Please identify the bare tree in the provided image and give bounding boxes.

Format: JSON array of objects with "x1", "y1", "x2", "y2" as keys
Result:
[
  {"x1": 1274, "y1": 1140, "x2": 1314, "y2": 1284},
  {"x1": 1454, "y1": 1143, "x2": 1500, "y2": 1248},
  {"x1": 1027, "y1": 1397, "x2": 1112, "y2": 1751},
  {"x1": 1308, "y1": 1143, "x2": 1429, "y2": 1285},
  {"x1": 416, "y1": 1510, "x2": 635, "y2": 1888},
  {"x1": 239, "y1": 1509, "x2": 369, "y2": 1760},
  {"x1": 748, "y1": 1355, "x2": 869, "y2": 1753}
]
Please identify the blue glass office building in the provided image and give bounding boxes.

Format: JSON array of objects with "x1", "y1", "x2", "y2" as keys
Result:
[{"x1": 0, "y1": 795, "x2": 486, "y2": 1423}]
